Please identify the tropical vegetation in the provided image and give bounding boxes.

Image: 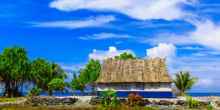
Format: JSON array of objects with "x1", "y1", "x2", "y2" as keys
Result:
[
  {"x1": 186, "y1": 96, "x2": 200, "y2": 109},
  {"x1": 71, "y1": 59, "x2": 101, "y2": 92},
  {"x1": 173, "y1": 71, "x2": 198, "y2": 96},
  {"x1": 0, "y1": 47, "x2": 66, "y2": 97},
  {"x1": 114, "y1": 52, "x2": 136, "y2": 60},
  {"x1": 0, "y1": 47, "x2": 30, "y2": 97},
  {"x1": 100, "y1": 89, "x2": 119, "y2": 109}
]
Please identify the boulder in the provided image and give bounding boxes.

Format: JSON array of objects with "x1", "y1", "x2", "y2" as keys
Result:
[
  {"x1": 158, "y1": 100, "x2": 174, "y2": 105},
  {"x1": 27, "y1": 96, "x2": 78, "y2": 106}
]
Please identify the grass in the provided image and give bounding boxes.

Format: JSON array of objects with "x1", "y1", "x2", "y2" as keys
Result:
[{"x1": 0, "y1": 98, "x2": 17, "y2": 103}]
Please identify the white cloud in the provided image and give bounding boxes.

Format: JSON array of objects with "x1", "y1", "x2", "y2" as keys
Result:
[
  {"x1": 190, "y1": 20, "x2": 220, "y2": 51},
  {"x1": 50, "y1": 0, "x2": 196, "y2": 20},
  {"x1": 89, "y1": 46, "x2": 134, "y2": 61},
  {"x1": 140, "y1": 33, "x2": 195, "y2": 45},
  {"x1": 196, "y1": 78, "x2": 214, "y2": 87},
  {"x1": 142, "y1": 20, "x2": 220, "y2": 52},
  {"x1": 32, "y1": 15, "x2": 115, "y2": 29},
  {"x1": 79, "y1": 33, "x2": 133, "y2": 40},
  {"x1": 178, "y1": 46, "x2": 204, "y2": 50},
  {"x1": 146, "y1": 43, "x2": 176, "y2": 59}
]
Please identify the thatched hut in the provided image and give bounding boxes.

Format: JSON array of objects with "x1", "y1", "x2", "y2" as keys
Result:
[{"x1": 96, "y1": 58, "x2": 173, "y2": 98}]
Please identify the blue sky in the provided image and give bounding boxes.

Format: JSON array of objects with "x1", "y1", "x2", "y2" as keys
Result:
[{"x1": 1, "y1": 0, "x2": 220, "y2": 92}]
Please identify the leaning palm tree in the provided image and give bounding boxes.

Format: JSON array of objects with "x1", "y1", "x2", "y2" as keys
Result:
[{"x1": 173, "y1": 71, "x2": 198, "y2": 96}]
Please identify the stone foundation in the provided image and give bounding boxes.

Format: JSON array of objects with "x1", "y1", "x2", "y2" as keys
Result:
[{"x1": 26, "y1": 96, "x2": 78, "y2": 106}]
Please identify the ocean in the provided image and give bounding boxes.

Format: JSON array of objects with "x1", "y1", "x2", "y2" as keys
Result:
[{"x1": 188, "y1": 92, "x2": 220, "y2": 97}]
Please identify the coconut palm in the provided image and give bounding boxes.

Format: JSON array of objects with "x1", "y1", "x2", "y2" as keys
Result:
[{"x1": 173, "y1": 71, "x2": 197, "y2": 96}]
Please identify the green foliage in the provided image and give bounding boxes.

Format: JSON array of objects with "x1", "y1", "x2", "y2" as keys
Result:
[
  {"x1": 100, "y1": 89, "x2": 119, "y2": 109},
  {"x1": 30, "y1": 59, "x2": 66, "y2": 96},
  {"x1": 0, "y1": 98, "x2": 17, "y2": 102},
  {"x1": 173, "y1": 71, "x2": 197, "y2": 96},
  {"x1": 80, "y1": 59, "x2": 101, "y2": 84},
  {"x1": 71, "y1": 74, "x2": 85, "y2": 92},
  {"x1": 186, "y1": 96, "x2": 200, "y2": 109},
  {"x1": 28, "y1": 87, "x2": 42, "y2": 97},
  {"x1": 71, "y1": 59, "x2": 101, "y2": 92},
  {"x1": 207, "y1": 102, "x2": 214, "y2": 110},
  {"x1": 144, "y1": 106, "x2": 159, "y2": 110},
  {"x1": 48, "y1": 78, "x2": 65, "y2": 92},
  {"x1": 0, "y1": 47, "x2": 30, "y2": 97},
  {"x1": 114, "y1": 52, "x2": 136, "y2": 60}
]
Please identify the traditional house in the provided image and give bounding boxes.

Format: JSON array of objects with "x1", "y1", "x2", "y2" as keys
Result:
[{"x1": 96, "y1": 58, "x2": 173, "y2": 98}]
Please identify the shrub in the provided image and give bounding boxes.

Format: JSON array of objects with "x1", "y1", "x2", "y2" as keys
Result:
[
  {"x1": 127, "y1": 92, "x2": 144, "y2": 106},
  {"x1": 100, "y1": 89, "x2": 119, "y2": 109},
  {"x1": 207, "y1": 102, "x2": 214, "y2": 110},
  {"x1": 48, "y1": 78, "x2": 65, "y2": 95},
  {"x1": 28, "y1": 87, "x2": 42, "y2": 96},
  {"x1": 186, "y1": 96, "x2": 200, "y2": 108}
]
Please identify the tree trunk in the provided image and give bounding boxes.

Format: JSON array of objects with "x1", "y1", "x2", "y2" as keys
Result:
[
  {"x1": 3, "y1": 81, "x2": 21, "y2": 97},
  {"x1": 48, "y1": 90, "x2": 53, "y2": 96}
]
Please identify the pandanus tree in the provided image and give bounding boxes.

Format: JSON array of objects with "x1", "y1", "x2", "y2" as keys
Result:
[
  {"x1": 30, "y1": 58, "x2": 66, "y2": 96},
  {"x1": 0, "y1": 47, "x2": 30, "y2": 97},
  {"x1": 173, "y1": 71, "x2": 198, "y2": 96},
  {"x1": 71, "y1": 59, "x2": 101, "y2": 92}
]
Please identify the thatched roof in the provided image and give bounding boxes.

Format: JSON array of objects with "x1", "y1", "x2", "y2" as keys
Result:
[{"x1": 96, "y1": 58, "x2": 172, "y2": 83}]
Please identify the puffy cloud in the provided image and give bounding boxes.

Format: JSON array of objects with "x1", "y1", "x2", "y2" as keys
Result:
[
  {"x1": 50, "y1": 0, "x2": 196, "y2": 20},
  {"x1": 146, "y1": 43, "x2": 176, "y2": 59},
  {"x1": 142, "y1": 20, "x2": 220, "y2": 52},
  {"x1": 190, "y1": 20, "x2": 220, "y2": 51},
  {"x1": 32, "y1": 15, "x2": 115, "y2": 29},
  {"x1": 89, "y1": 46, "x2": 134, "y2": 61},
  {"x1": 79, "y1": 33, "x2": 133, "y2": 40}
]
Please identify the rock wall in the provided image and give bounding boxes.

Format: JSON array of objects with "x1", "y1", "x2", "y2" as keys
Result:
[{"x1": 26, "y1": 96, "x2": 78, "y2": 106}]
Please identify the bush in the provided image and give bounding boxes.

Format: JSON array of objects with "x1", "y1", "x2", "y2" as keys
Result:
[
  {"x1": 127, "y1": 92, "x2": 144, "y2": 106},
  {"x1": 186, "y1": 96, "x2": 200, "y2": 108},
  {"x1": 100, "y1": 89, "x2": 119, "y2": 109},
  {"x1": 28, "y1": 87, "x2": 42, "y2": 96},
  {"x1": 207, "y1": 102, "x2": 214, "y2": 110},
  {"x1": 48, "y1": 78, "x2": 65, "y2": 92}
]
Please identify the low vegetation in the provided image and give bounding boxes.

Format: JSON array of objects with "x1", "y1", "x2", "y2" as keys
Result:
[
  {"x1": 0, "y1": 98, "x2": 17, "y2": 102},
  {"x1": 186, "y1": 96, "x2": 200, "y2": 109},
  {"x1": 99, "y1": 89, "x2": 119, "y2": 109}
]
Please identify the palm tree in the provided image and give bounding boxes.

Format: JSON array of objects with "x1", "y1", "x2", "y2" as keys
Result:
[{"x1": 173, "y1": 71, "x2": 197, "y2": 96}]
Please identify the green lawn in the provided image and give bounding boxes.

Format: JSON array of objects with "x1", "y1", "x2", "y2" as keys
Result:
[{"x1": 0, "y1": 98, "x2": 17, "y2": 103}]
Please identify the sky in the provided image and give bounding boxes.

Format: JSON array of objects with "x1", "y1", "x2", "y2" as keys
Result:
[{"x1": 0, "y1": 0, "x2": 220, "y2": 92}]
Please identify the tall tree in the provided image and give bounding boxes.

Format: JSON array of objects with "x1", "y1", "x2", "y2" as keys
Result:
[
  {"x1": 30, "y1": 58, "x2": 66, "y2": 96},
  {"x1": 71, "y1": 59, "x2": 101, "y2": 92},
  {"x1": 173, "y1": 71, "x2": 198, "y2": 96},
  {"x1": 71, "y1": 74, "x2": 85, "y2": 92},
  {"x1": 114, "y1": 52, "x2": 136, "y2": 60},
  {"x1": 0, "y1": 47, "x2": 30, "y2": 97}
]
